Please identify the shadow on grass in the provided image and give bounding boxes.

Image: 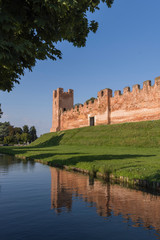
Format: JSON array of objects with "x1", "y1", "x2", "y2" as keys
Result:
[
  {"x1": 0, "y1": 147, "x2": 31, "y2": 156},
  {"x1": 146, "y1": 170, "x2": 160, "y2": 182},
  {"x1": 0, "y1": 133, "x2": 66, "y2": 155},
  {"x1": 0, "y1": 145, "x2": 156, "y2": 177},
  {"x1": 0, "y1": 136, "x2": 64, "y2": 155},
  {"x1": 30, "y1": 133, "x2": 65, "y2": 148},
  {"x1": 24, "y1": 152, "x2": 81, "y2": 160},
  {"x1": 48, "y1": 153, "x2": 155, "y2": 167}
]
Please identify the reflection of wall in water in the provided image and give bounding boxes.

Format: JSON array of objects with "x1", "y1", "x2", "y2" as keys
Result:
[{"x1": 50, "y1": 167, "x2": 160, "y2": 233}]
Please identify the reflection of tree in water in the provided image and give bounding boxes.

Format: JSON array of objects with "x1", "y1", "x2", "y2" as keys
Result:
[
  {"x1": 50, "y1": 167, "x2": 160, "y2": 238},
  {"x1": 0, "y1": 154, "x2": 35, "y2": 174},
  {"x1": 105, "y1": 183, "x2": 111, "y2": 217}
]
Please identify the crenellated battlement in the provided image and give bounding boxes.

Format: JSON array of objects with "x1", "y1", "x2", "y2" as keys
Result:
[
  {"x1": 155, "y1": 76, "x2": 160, "y2": 86},
  {"x1": 50, "y1": 87, "x2": 74, "y2": 132},
  {"x1": 61, "y1": 87, "x2": 112, "y2": 117},
  {"x1": 51, "y1": 76, "x2": 160, "y2": 132},
  {"x1": 97, "y1": 88, "x2": 112, "y2": 98},
  {"x1": 53, "y1": 88, "x2": 73, "y2": 98},
  {"x1": 111, "y1": 77, "x2": 160, "y2": 101},
  {"x1": 114, "y1": 90, "x2": 121, "y2": 96},
  {"x1": 143, "y1": 80, "x2": 151, "y2": 88},
  {"x1": 123, "y1": 87, "x2": 130, "y2": 94}
]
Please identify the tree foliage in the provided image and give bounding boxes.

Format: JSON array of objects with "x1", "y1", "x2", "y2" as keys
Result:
[
  {"x1": 0, "y1": 0, "x2": 114, "y2": 92},
  {"x1": 0, "y1": 121, "x2": 10, "y2": 140},
  {"x1": 0, "y1": 122, "x2": 38, "y2": 144},
  {"x1": 85, "y1": 97, "x2": 96, "y2": 104},
  {"x1": 30, "y1": 126, "x2": 37, "y2": 142},
  {"x1": 21, "y1": 133, "x2": 30, "y2": 143},
  {"x1": 73, "y1": 103, "x2": 83, "y2": 108},
  {"x1": 3, "y1": 135, "x2": 13, "y2": 144},
  {"x1": 23, "y1": 125, "x2": 29, "y2": 134}
]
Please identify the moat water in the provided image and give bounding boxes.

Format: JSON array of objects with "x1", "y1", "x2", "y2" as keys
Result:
[{"x1": 0, "y1": 154, "x2": 160, "y2": 240}]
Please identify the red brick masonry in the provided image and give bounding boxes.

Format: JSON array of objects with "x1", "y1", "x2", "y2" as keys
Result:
[{"x1": 50, "y1": 76, "x2": 160, "y2": 132}]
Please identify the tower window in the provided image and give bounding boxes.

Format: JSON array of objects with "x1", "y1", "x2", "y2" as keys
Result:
[{"x1": 101, "y1": 91, "x2": 104, "y2": 97}]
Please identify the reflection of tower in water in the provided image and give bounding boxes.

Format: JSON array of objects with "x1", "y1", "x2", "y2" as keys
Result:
[
  {"x1": 50, "y1": 167, "x2": 72, "y2": 213},
  {"x1": 50, "y1": 167, "x2": 160, "y2": 236},
  {"x1": 50, "y1": 167, "x2": 111, "y2": 216}
]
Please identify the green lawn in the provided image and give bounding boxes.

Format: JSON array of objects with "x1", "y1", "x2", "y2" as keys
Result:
[{"x1": 1, "y1": 120, "x2": 160, "y2": 184}]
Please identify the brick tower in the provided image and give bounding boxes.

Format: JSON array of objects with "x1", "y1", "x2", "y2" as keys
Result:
[{"x1": 50, "y1": 88, "x2": 74, "y2": 132}]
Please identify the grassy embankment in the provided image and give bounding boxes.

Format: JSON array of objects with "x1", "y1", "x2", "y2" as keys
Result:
[{"x1": 1, "y1": 120, "x2": 160, "y2": 187}]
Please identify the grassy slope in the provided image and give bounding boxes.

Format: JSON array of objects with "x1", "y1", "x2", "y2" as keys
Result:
[
  {"x1": 30, "y1": 120, "x2": 160, "y2": 147},
  {"x1": 1, "y1": 120, "x2": 160, "y2": 183}
]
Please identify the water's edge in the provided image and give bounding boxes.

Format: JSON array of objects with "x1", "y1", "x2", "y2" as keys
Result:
[{"x1": 11, "y1": 153, "x2": 160, "y2": 193}]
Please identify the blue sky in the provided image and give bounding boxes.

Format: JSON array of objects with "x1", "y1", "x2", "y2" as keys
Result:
[{"x1": 1, "y1": 0, "x2": 160, "y2": 136}]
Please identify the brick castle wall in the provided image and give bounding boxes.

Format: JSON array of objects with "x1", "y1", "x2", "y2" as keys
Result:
[{"x1": 50, "y1": 76, "x2": 160, "y2": 132}]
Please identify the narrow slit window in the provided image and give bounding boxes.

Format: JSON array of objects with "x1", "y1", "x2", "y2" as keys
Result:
[{"x1": 101, "y1": 91, "x2": 104, "y2": 97}]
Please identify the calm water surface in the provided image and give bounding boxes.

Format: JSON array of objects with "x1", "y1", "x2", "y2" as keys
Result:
[{"x1": 0, "y1": 154, "x2": 160, "y2": 240}]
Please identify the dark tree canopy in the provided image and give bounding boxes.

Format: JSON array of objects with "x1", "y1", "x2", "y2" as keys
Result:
[
  {"x1": 23, "y1": 125, "x2": 29, "y2": 133},
  {"x1": 85, "y1": 97, "x2": 96, "y2": 104},
  {"x1": 0, "y1": 122, "x2": 38, "y2": 144},
  {"x1": 30, "y1": 126, "x2": 37, "y2": 141},
  {"x1": 0, "y1": 104, "x2": 2, "y2": 117},
  {"x1": 0, "y1": 0, "x2": 114, "y2": 92},
  {"x1": 74, "y1": 103, "x2": 83, "y2": 108},
  {"x1": 0, "y1": 121, "x2": 10, "y2": 140}
]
